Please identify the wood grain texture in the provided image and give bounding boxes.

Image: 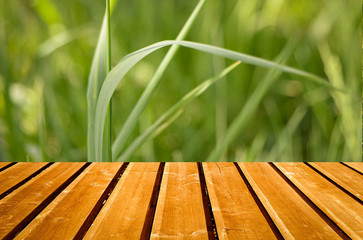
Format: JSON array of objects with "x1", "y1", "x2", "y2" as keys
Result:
[
  {"x1": 15, "y1": 163, "x2": 124, "y2": 240},
  {"x1": 239, "y1": 163, "x2": 341, "y2": 240},
  {"x1": 343, "y1": 162, "x2": 363, "y2": 174},
  {"x1": 0, "y1": 162, "x2": 360, "y2": 239},
  {"x1": 275, "y1": 162, "x2": 363, "y2": 240},
  {"x1": 0, "y1": 163, "x2": 85, "y2": 239},
  {"x1": 0, "y1": 162, "x2": 49, "y2": 196},
  {"x1": 150, "y1": 163, "x2": 208, "y2": 240},
  {"x1": 309, "y1": 162, "x2": 363, "y2": 201},
  {"x1": 0, "y1": 163, "x2": 12, "y2": 171},
  {"x1": 202, "y1": 163, "x2": 276, "y2": 240},
  {"x1": 84, "y1": 163, "x2": 160, "y2": 240}
]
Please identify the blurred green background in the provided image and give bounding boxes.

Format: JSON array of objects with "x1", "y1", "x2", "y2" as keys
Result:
[{"x1": 0, "y1": 0, "x2": 361, "y2": 162}]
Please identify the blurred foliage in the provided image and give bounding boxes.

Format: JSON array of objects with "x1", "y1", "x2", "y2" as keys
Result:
[{"x1": 0, "y1": 0, "x2": 361, "y2": 162}]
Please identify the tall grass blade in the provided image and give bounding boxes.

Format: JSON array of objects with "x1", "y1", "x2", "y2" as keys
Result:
[
  {"x1": 87, "y1": 0, "x2": 117, "y2": 162},
  {"x1": 209, "y1": 1, "x2": 227, "y2": 161},
  {"x1": 116, "y1": 61, "x2": 240, "y2": 162},
  {"x1": 245, "y1": 130, "x2": 268, "y2": 162},
  {"x1": 94, "y1": 40, "x2": 336, "y2": 162},
  {"x1": 205, "y1": 41, "x2": 296, "y2": 162},
  {"x1": 319, "y1": 43, "x2": 359, "y2": 161},
  {"x1": 138, "y1": 108, "x2": 155, "y2": 162},
  {"x1": 38, "y1": 81, "x2": 46, "y2": 162},
  {"x1": 112, "y1": 0, "x2": 206, "y2": 160},
  {"x1": 106, "y1": 0, "x2": 112, "y2": 162},
  {"x1": 267, "y1": 105, "x2": 307, "y2": 162}
]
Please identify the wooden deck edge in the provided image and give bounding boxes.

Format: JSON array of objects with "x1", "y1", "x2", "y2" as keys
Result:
[
  {"x1": 197, "y1": 163, "x2": 219, "y2": 240},
  {"x1": 340, "y1": 162, "x2": 363, "y2": 175},
  {"x1": 139, "y1": 163, "x2": 165, "y2": 240},
  {"x1": 74, "y1": 163, "x2": 129, "y2": 239},
  {"x1": 269, "y1": 163, "x2": 350, "y2": 240},
  {"x1": 305, "y1": 163, "x2": 363, "y2": 204},
  {"x1": 234, "y1": 163, "x2": 284, "y2": 240},
  {"x1": 4, "y1": 163, "x2": 90, "y2": 240},
  {"x1": 0, "y1": 162, "x2": 361, "y2": 239},
  {"x1": 0, "y1": 163, "x2": 16, "y2": 172},
  {"x1": 0, "y1": 163, "x2": 53, "y2": 200}
]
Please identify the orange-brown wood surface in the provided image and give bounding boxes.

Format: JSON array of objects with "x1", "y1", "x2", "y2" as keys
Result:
[
  {"x1": 0, "y1": 162, "x2": 361, "y2": 240},
  {"x1": 239, "y1": 163, "x2": 341, "y2": 240},
  {"x1": 0, "y1": 163, "x2": 85, "y2": 239},
  {"x1": 0, "y1": 162, "x2": 48, "y2": 197},
  {"x1": 15, "y1": 163, "x2": 124, "y2": 240},
  {"x1": 150, "y1": 163, "x2": 208, "y2": 240},
  {"x1": 0, "y1": 162, "x2": 11, "y2": 171},
  {"x1": 343, "y1": 162, "x2": 363, "y2": 174},
  {"x1": 308, "y1": 162, "x2": 363, "y2": 201},
  {"x1": 275, "y1": 162, "x2": 363, "y2": 240},
  {"x1": 84, "y1": 163, "x2": 160, "y2": 240},
  {"x1": 203, "y1": 163, "x2": 277, "y2": 239}
]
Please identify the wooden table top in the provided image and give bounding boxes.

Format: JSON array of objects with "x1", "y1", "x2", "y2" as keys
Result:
[{"x1": 0, "y1": 162, "x2": 361, "y2": 240}]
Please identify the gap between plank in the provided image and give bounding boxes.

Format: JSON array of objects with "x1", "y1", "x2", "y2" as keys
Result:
[
  {"x1": 269, "y1": 163, "x2": 350, "y2": 240},
  {"x1": 233, "y1": 163, "x2": 284, "y2": 240},
  {"x1": 0, "y1": 162, "x2": 53, "y2": 200},
  {"x1": 5, "y1": 163, "x2": 91, "y2": 240},
  {"x1": 340, "y1": 162, "x2": 363, "y2": 176},
  {"x1": 0, "y1": 162, "x2": 16, "y2": 172},
  {"x1": 305, "y1": 163, "x2": 363, "y2": 205},
  {"x1": 197, "y1": 163, "x2": 219, "y2": 240},
  {"x1": 140, "y1": 162, "x2": 165, "y2": 240},
  {"x1": 75, "y1": 162, "x2": 130, "y2": 239}
]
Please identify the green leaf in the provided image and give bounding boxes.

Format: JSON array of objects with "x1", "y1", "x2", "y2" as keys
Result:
[{"x1": 94, "y1": 40, "x2": 334, "y2": 162}]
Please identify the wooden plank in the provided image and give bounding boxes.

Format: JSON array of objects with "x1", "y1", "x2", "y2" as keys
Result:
[
  {"x1": 0, "y1": 162, "x2": 49, "y2": 197},
  {"x1": 343, "y1": 162, "x2": 363, "y2": 174},
  {"x1": 309, "y1": 162, "x2": 363, "y2": 201},
  {"x1": 202, "y1": 163, "x2": 277, "y2": 239},
  {"x1": 84, "y1": 163, "x2": 160, "y2": 240},
  {"x1": 0, "y1": 162, "x2": 86, "y2": 239},
  {"x1": 0, "y1": 162, "x2": 13, "y2": 171},
  {"x1": 238, "y1": 163, "x2": 341, "y2": 240},
  {"x1": 275, "y1": 162, "x2": 363, "y2": 239},
  {"x1": 150, "y1": 163, "x2": 208, "y2": 240},
  {"x1": 15, "y1": 163, "x2": 125, "y2": 240}
]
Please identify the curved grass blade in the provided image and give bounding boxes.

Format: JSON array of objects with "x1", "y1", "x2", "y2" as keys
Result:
[
  {"x1": 116, "y1": 61, "x2": 241, "y2": 162},
  {"x1": 112, "y1": 0, "x2": 206, "y2": 160},
  {"x1": 95, "y1": 40, "x2": 335, "y2": 162},
  {"x1": 87, "y1": 0, "x2": 117, "y2": 162}
]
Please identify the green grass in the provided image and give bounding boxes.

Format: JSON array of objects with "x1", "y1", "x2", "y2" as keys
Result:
[
  {"x1": 110, "y1": 0, "x2": 206, "y2": 161},
  {"x1": 117, "y1": 61, "x2": 241, "y2": 162},
  {"x1": 0, "y1": 0, "x2": 361, "y2": 162},
  {"x1": 93, "y1": 39, "x2": 336, "y2": 162}
]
